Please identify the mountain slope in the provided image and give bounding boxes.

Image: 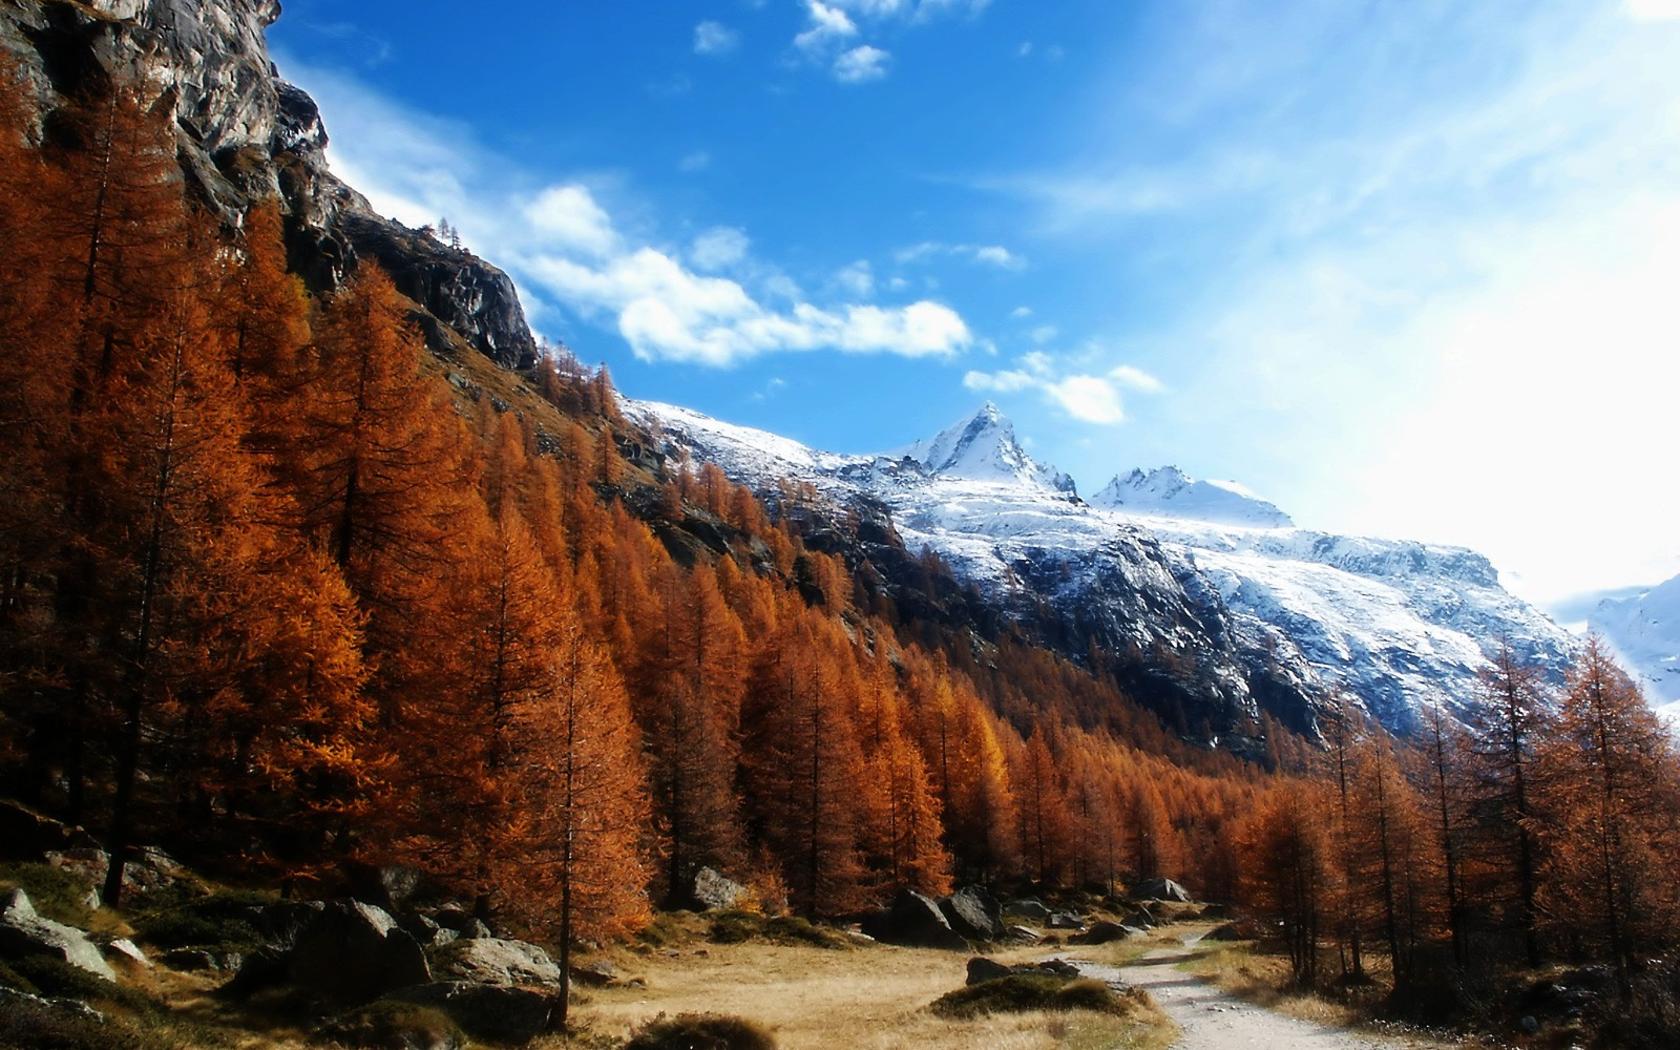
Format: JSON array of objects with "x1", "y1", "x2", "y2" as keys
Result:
[
  {"x1": 628, "y1": 401, "x2": 1579, "y2": 738},
  {"x1": 1590, "y1": 573, "x2": 1680, "y2": 724}
]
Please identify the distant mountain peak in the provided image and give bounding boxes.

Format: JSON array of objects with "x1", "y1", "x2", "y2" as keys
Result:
[
  {"x1": 895, "y1": 404, "x2": 1077, "y2": 494},
  {"x1": 1091, "y1": 465, "x2": 1293, "y2": 528}
]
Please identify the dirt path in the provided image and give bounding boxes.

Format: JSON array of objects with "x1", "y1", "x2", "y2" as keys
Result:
[{"x1": 1066, "y1": 936, "x2": 1434, "y2": 1050}]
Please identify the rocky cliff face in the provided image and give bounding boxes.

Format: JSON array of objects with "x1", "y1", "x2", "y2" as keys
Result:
[{"x1": 0, "y1": 0, "x2": 538, "y2": 370}]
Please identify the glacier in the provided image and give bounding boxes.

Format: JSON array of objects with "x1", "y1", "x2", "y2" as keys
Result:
[
  {"x1": 626, "y1": 399, "x2": 1579, "y2": 739},
  {"x1": 1589, "y1": 573, "x2": 1680, "y2": 728}
]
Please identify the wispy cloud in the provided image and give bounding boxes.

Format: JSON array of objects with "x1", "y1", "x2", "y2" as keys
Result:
[
  {"x1": 693, "y1": 20, "x2": 741, "y2": 56},
  {"x1": 279, "y1": 54, "x2": 973, "y2": 369},
  {"x1": 833, "y1": 44, "x2": 891, "y2": 83},
  {"x1": 896, "y1": 241, "x2": 1026, "y2": 270}
]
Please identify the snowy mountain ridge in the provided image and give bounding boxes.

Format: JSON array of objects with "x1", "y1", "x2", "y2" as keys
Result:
[
  {"x1": 1090, "y1": 466, "x2": 1294, "y2": 528},
  {"x1": 626, "y1": 400, "x2": 1579, "y2": 739}
]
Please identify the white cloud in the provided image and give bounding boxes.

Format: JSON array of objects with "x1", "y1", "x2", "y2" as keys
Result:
[
  {"x1": 693, "y1": 20, "x2": 741, "y2": 56},
  {"x1": 964, "y1": 368, "x2": 1036, "y2": 393},
  {"x1": 678, "y1": 150, "x2": 712, "y2": 173},
  {"x1": 1010, "y1": 305, "x2": 1033, "y2": 318},
  {"x1": 1029, "y1": 324, "x2": 1058, "y2": 345},
  {"x1": 1109, "y1": 364, "x2": 1165, "y2": 393},
  {"x1": 1045, "y1": 375, "x2": 1125, "y2": 424},
  {"x1": 834, "y1": 45, "x2": 891, "y2": 83},
  {"x1": 690, "y1": 226, "x2": 750, "y2": 271},
  {"x1": 523, "y1": 185, "x2": 618, "y2": 257},
  {"x1": 964, "y1": 352, "x2": 1160, "y2": 425},
  {"x1": 280, "y1": 55, "x2": 974, "y2": 370},
  {"x1": 794, "y1": 0, "x2": 857, "y2": 53},
  {"x1": 835, "y1": 259, "x2": 875, "y2": 297}
]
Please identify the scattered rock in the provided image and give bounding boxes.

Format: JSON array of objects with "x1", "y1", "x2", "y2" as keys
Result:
[
  {"x1": 1072, "y1": 921, "x2": 1140, "y2": 945},
  {"x1": 389, "y1": 981, "x2": 557, "y2": 1043},
  {"x1": 1004, "y1": 925, "x2": 1042, "y2": 944},
  {"x1": 251, "y1": 899, "x2": 328, "y2": 950},
  {"x1": 433, "y1": 908, "x2": 492, "y2": 940},
  {"x1": 399, "y1": 913, "x2": 457, "y2": 949},
  {"x1": 0, "y1": 887, "x2": 116, "y2": 980},
  {"x1": 939, "y1": 886, "x2": 1003, "y2": 942},
  {"x1": 690, "y1": 867, "x2": 747, "y2": 911},
  {"x1": 1002, "y1": 898, "x2": 1051, "y2": 922},
  {"x1": 103, "y1": 937, "x2": 150, "y2": 967},
  {"x1": 1520, "y1": 1015, "x2": 1540, "y2": 1034},
  {"x1": 287, "y1": 900, "x2": 431, "y2": 1002},
  {"x1": 1046, "y1": 912, "x2": 1084, "y2": 930},
  {"x1": 1205, "y1": 920, "x2": 1262, "y2": 941},
  {"x1": 966, "y1": 957, "x2": 1012, "y2": 984},
  {"x1": 570, "y1": 958, "x2": 617, "y2": 987},
  {"x1": 1133, "y1": 877, "x2": 1191, "y2": 903},
  {"x1": 434, "y1": 937, "x2": 561, "y2": 987},
  {"x1": 861, "y1": 889, "x2": 968, "y2": 950}
]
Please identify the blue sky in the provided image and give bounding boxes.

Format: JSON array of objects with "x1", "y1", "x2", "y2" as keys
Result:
[{"x1": 270, "y1": 0, "x2": 1680, "y2": 608}]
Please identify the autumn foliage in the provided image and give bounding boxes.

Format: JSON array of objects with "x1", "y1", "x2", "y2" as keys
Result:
[{"x1": 3, "y1": 79, "x2": 1677, "y2": 1030}]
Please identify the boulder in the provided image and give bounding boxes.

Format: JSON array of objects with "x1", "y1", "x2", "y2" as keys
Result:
[
  {"x1": 252, "y1": 899, "x2": 328, "y2": 950},
  {"x1": 389, "y1": 981, "x2": 556, "y2": 1044},
  {"x1": 1122, "y1": 907, "x2": 1155, "y2": 929},
  {"x1": 1205, "y1": 920, "x2": 1263, "y2": 941},
  {"x1": 1072, "y1": 921, "x2": 1138, "y2": 945},
  {"x1": 226, "y1": 946, "x2": 291, "y2": 997},
  {"x1": 690, "y1": 866, "x2": 746, "y2": 911},
  {"x1": 287, "y1": 900, "x2": 431, "y2": 1002},
  {"x1": 965, "y1": 956, "x2": 1082, "y2": 985},
  {"x1": 1133, "y1": 877, "x2": 1191, "y2": 903},
  {"x1": 104, "y1": 937, "x2": 150, "y2": 967},
  {"x1": 433, "y1": 938, "x2": 561, "y2": 987},
  {"x1": 44, "y1": 844, "x2": 191, "y2": 901},
  {"x1": 862, "y1": 889, "x2": 968, "y2": 950},
  {"x1": 432, "y1": 908, "x2": 492, "y2": 941},
  {"x1": 1002, "y1": 898, "x2": 1051, "y2": 922},
  {"x1": 939, "y1": 886, "x2": 1003, "y2": 942},
  {"x1": 1047, "y1": 912, "x2": 1084, "y2": 930},
  {"x1": 0, "y1": 983, "x2": 107, "y2": 1025},
  {"x1": 399, "y1": 912, "x2": 457, "y2": 948},
  {"x1": 569, "y1": 958, "x2": 617, "y2": 987},
  {"x1": 1005, "y1": 925, "x2": 1042, "y2": 944},
  {"x1": 0, "y1": 887, "x2": 116, "y2": 981}
]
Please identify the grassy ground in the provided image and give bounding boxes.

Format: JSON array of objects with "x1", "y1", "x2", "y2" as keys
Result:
[{"x1": 554, "y1": 915, "x2": 1173, "y2": 1050}]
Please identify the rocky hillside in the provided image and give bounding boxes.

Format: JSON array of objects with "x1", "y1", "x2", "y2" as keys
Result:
[{"x1": 0, "y1": 0, "x2": 535, "y2": 370}]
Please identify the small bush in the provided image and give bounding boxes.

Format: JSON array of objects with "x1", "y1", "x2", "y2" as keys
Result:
[
  {"x1": 930, "y1": 973, "x2": 1138, "y2": 1019},
  {"x1": 637, "y1": 912, "x2": 698, "y2": 949},
  {"x1": 624, "y1": 1013, "x2": 777, "y2": 1050},
  {"x1": 317, "y1": 1000, "x2": 464, "y2": 1049},
  {"x1": 0, "y1": 863, "x2": 96, "y2": 927}
]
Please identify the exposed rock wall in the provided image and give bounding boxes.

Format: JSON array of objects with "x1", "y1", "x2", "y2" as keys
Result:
[{"x1": 0, "y1": 0, "x2": 538, "y2": 369}]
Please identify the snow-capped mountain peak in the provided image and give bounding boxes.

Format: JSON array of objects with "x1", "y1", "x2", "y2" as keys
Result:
[
  {"x1": 1090, "y1": 466, "x2": 1294, "y2": 528},
  {"x1": 894, "y1": 403, "x2": 1077, "y2": 494}
]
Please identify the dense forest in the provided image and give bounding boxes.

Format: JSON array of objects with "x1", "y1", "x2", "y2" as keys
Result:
[{"x1": 1, "y1": 74, "x2": 1677, "y2": 1040}]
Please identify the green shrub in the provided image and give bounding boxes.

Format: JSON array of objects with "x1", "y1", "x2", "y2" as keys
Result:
[
  {"x1": 624, "y1": 1013, "x2": 777, "y2": 1050},
  {"x1": 317, "y1": 1000, "x2": 464, "y2": 1049},
  {"x1": 930, "y1": 974, "x2": 1138, "y2": 1019},
  {"x1": 636, "y1": 911, "x2": 697, "y2": 949},
  {"x1": 0, "y1": 863, "x2": 96, "y2": 927}
]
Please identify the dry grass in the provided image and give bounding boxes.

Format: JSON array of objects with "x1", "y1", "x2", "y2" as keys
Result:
[{"x1": 555, "y1": 938, "x2": 1172, "y2": 1050}]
